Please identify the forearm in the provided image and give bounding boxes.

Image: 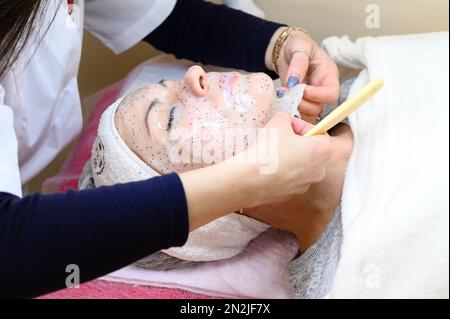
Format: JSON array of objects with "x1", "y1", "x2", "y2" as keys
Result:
[
  {"x1": 0, "y1": 174, "x2": 188, "y2": 298},
  {"x1": 145, "y1": 0, "x2": 284, "y2": 74}
]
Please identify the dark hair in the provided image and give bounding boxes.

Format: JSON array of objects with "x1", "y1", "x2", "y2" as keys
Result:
[{"x1": 0, "y1": 0, "x2": 51, "y2": 78}]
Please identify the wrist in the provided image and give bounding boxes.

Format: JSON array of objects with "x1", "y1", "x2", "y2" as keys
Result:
[
  {"x1": 221, "y1": 158, "x2": 262, "y2": 208},
  {"x1": 179, "y1": 161, "x2": 258, "y2": 231},
  {"x1": 265, "y1": 26, "x2": 312, "y2": 74},
  {"x1": 265, "y1": 26, "x2": 288, "y2": 71}
]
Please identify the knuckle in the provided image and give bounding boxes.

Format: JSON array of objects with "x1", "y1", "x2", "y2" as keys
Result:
[
  {"x1": 318, "y1": 168, "x2": 327, "y2": 181},
  {"x1": 322, "y1": 143, "x2": 333, "y2": 160},
  {"x1": 311, "y1": 168, "x2": 327, "y2": 183},
  {"x1": 310, "y1": 137, "x2": 332, "y2": 161},
  {"x1": 299, "y1": 185, "x2": 310, "y2": 193},
  {"x1": 315, "y1": 103, "x2": 326, "y2": 115}
]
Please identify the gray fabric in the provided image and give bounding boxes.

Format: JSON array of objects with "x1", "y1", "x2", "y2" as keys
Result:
[
  {"x1": 135, "y1": 251, "x2": 200, "y2": 271},
  {"x1": 319, "y1": 77, "x2": 356, "y2": 125},
  {"x1": 288, "y1": 205, "x2": 343, "y2": 299},
  {"x1": 78, "y1": 161, "x2": 95, "y2": 190}
]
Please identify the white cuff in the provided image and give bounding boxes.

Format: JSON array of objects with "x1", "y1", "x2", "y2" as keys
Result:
[
  {"x1": 1, "y1": 87, "x2": 22, "y2": 197},
  {"x1": 0, "y1": 165, "x2": 22, "y2": 197}
]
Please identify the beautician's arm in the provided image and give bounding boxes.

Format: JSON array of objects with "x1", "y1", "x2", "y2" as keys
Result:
[
  {"x1": 146, "y1": 0, "x2": 282, "y2": 75},
  {"x1": 0, "y1": 175, "x2": 188, "y2": 299}
]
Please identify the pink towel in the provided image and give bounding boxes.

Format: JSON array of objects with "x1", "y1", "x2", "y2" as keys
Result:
[
  {"x1": 40, "y1": 280, "x2": 216, "y2": 299},
  {"x1": 104, "y1": 229, "x2": 297, "y2": 299}
]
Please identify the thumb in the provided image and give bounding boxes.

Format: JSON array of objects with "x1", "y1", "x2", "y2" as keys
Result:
[{"x1": 291, "y1": 118, "x2": 315, "y2": 136}]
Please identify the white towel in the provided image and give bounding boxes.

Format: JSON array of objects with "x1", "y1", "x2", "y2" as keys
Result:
[{"x1": 323, "y1": 32, "x2": 449, "y2": 298}]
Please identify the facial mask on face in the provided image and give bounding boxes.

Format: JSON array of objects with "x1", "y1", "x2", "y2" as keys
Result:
[
  {"x1": 275, "y1": 84, "x2": 305, "y2": 118},
  {"x1": 165, "y1": 87, "x2": 306, "y2": 170}
]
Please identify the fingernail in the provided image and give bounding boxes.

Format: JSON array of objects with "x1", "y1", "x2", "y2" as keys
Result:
[
  {"x1": 276, "y1": 88, "x2": 286, "y2": 97},
  {"x1": 287, "y1": 76, "x2": 300, "y2": 90}
]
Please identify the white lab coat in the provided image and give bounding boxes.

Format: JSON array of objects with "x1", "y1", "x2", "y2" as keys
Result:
[{"x1": 0, "y1": 0, "x2": 176, "y2": 197}]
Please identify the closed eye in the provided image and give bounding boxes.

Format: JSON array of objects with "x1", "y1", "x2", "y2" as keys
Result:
[
  {"x1": 158, "y1": 79, "x2": 168, "y2": 88},
  {"x1": 167, "y1": 106, "x2": 176, "y2": 131},
  {"x1": 145, "y1": 99, "x2": 161, "y2": 133}
]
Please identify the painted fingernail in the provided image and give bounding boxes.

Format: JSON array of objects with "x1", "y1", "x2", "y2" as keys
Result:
[
  {"x1": 287, "y1": 76, "x2": 300, "y2": 90},
  {"x1": 276, "y1": 88, "x2": 286, "y2": 97}
]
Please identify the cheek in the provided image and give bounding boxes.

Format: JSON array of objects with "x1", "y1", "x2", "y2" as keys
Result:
[
  {"x1": 176, "y1": 103, "x2": 227, "y2": 131},
  {"x1": 223, "y1": 93, "x2": 273, "y2": 129},
  {"x1": 247, "y1": 86, "x2": 276, "y2": 124},
  {"x1": 250, "y1": 78, "x2": 276, "y2": 106}
]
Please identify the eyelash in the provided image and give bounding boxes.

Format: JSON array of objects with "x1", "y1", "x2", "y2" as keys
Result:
[{"x1": 167, "y1": 106, "x2": 176, "y2": 131}]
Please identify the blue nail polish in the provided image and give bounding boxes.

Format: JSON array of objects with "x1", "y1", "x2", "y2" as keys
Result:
[
  {"x1": 276, "y1": 88, "x2": 285, "y2": 98},
  {"x1": 287, "y1": 76, "x2": 300, "y2": 90}
]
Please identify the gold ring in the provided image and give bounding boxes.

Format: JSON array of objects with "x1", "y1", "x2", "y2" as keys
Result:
[{"x1": 292, "y1": 49, "x2": 310, "y2": 59}]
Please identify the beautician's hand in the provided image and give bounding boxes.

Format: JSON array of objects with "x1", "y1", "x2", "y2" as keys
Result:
[
  {"x1": 265, "y1": 27, "x2": 340, "y2": 124},
  {"x1": 180, "y1": 112, "x2": 332, "y2": 231},
  {"x1": 234, "y1": 112, "x2": 333, "y2": 205}
]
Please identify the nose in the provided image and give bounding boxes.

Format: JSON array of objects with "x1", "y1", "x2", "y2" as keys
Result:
[{"x1": 184, "y1": 66, "x2": 209, "y2": 97}]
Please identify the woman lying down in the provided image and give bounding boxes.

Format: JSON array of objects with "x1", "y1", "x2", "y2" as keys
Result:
[{"x1": 79, "y1": 65, "x2": 354, "y2": 298}]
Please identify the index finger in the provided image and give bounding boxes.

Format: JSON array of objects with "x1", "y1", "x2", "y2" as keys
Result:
[{"x1": 284, "y1": 50, "x2": 310, "y2": 86}]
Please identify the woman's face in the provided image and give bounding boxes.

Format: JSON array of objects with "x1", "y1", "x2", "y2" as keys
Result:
[{"x1": 115, "y1": 66, "x2": 277, "y2": 173}]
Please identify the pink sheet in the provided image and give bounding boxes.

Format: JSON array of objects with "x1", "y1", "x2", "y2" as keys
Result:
[{"x1": 40, "y1": 280, "x2": 215, "y2": 299}]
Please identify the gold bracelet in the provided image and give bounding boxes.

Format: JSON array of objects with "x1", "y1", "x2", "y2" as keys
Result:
[{"x1": 272, "y1": 27, "x2": 308, "y2": 75}]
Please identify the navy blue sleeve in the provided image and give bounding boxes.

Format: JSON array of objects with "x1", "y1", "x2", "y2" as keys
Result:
[
  {"x1": 145, "y1": 0, "x2": 284, "y2": 77},
  {"x1": 0, "y1": 173, "x2": 189, "y2": 299}
]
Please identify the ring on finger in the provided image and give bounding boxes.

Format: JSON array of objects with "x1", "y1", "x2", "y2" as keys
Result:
[{"x1": 292, "y1": 48, "x2": 310, "y2": 59}]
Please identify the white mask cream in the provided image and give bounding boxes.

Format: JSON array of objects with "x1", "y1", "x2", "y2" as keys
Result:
[{"x1": 275, "y1": 84, "x2": 305, "y2": 118}]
